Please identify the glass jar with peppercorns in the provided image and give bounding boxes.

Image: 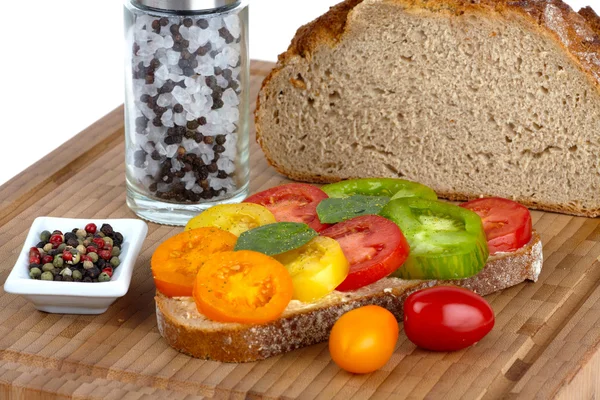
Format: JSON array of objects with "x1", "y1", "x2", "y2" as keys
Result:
[{"x1": 124, "y1": 0, "x2": 249, "y2": 225}]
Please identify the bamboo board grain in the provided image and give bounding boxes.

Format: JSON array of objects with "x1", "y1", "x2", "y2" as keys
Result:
[{"x1": 0, "y1": 60, "x2": 599, "y2": 399}]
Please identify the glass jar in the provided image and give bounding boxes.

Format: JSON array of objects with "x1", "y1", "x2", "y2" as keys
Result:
[{"x1": 124, "y1": 0, "x2": 249, "y2": 225}]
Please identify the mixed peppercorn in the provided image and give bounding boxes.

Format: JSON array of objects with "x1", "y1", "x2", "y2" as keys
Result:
[{"x1": 28, "y1": 223, "x2": 124, "y2": 283}]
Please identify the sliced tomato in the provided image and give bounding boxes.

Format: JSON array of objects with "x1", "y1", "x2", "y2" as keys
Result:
[
  {"x1": 193, "y1": 250, "x2": 293, "y2": 324},
  {"x1": 460, "y1": 197, "x2": 532, "y2": 255},
  {"x1": 244, "y1": 183, "x2": 331, "y2": 232},
  {"x1": 274, "y1": 236, "x2": 349, "y2": 302},
  {"x1": 320, "y1": 215, "x2": 409, "y2": 291},
  {"x1": 185, "y1": 203, "x2": 276, "y2": 236},
  {"x1": 151, "y1": 228, "x2": 237, "y2": 297}
]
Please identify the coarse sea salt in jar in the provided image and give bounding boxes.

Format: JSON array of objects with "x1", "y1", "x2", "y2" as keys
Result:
[{"x1": 124, "y1": 0, "x2": 249, "y2": 225}]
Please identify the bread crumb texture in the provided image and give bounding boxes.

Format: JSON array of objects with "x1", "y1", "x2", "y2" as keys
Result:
[{"x1": 255, "y1": 0, "x2": 600, "y2": 217}]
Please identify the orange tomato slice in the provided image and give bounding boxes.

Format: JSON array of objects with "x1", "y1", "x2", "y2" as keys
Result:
[
  {"x1": 151, "y1": 228, "x2": 237, "y2": 297},
  {"x1": 193, "y1": 250, "x2": 293, "y2": 324}
]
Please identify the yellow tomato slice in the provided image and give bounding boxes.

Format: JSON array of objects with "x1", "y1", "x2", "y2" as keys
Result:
[
  {"x1": 274, "y1": 236, "x2": 349, "y2": 302},
  {"x1": 184, "y1": 203, "x2": 277, "y2": 236}
]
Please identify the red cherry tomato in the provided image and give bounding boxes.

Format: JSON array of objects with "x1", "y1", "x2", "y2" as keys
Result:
[
  {"x1": 460, "y1": 197, "x2": 532, "y2": 255},
  {"x1": 244, "y1": 183, "x2": 331, "y2": 232},
  {"x1": 403, "y1": 286, "x2": 495, "y2": 352},
  {"x1": 320, "y1": 215, "x2": 409, "y2": 291}
]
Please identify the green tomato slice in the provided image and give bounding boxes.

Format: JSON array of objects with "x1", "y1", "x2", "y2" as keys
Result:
[
  {"x1": 322, "y1": 178, "x2": 437, "y2": 201},
  {"x1": 380, "y1": 198, "x2": 489, "y2": 279}
]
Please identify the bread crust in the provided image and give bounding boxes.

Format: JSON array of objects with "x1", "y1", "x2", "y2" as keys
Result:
[
  {"x1": 254, "y1": 0, "x2": 600, "y2": 218},
  {"x1": 156, "y1": 232, "x2": 542, "y2": 362}
]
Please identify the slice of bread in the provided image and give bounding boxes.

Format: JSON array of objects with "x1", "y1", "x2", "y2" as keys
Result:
[
  {"x1": 254, "y1": 0, "x2": 600, "y2": 217},
  {"x1": 156, "y1": 231, "x2": 542, "y2": 362}
]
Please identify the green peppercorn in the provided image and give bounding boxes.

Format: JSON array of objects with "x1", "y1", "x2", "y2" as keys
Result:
[
  {"x1": 98, "y1": 232, "x2": 105, "y2": 238},
  {"x1": 57, "y1": 243, "x2": 67, "y2": 252},
  {"x1": 83, "y1": 260, "x2": 94, "y2": 270},
  {"x1": 53, "y1": 255, "x2": 64, "y2": 269},
  {"x1": 60, "y1": 268, "x2": 72, "y2": 277},
  {"x1": 88, "y1": 252, "x2": 99, "y2": 263},
  {"x1": 76, "y1": 244, "x2": 87, "y2": 255},
  {"x1": 72, "y1": 270, "x2": 83, "y2": 281},
  {"x1": 41, "y1": 271, "x2": 54, "y2": 281},
  {"x1": 98, "y1": 272, "x2": 111, "y2": 282},
  {"x1": 40, "y1": 230, "x2": 51, "y2": 242},
  {"x1": 29, "y1": 267, "x2": 42, "y2": 279},
  {"x1": 42, "y1": 263, "x2": 55, "y2": 273},
  {"x1": 83, "y1": 239, "x2": 91, "y2": 247},
  {"x1": 103, "y1": 237, "x2": 114, "y2": 247},
  {"x1": 110, "y1": 257, "x2": 121, "y2": 268},
  {"x1": 111, "y1": 247, "x2": 121, "y2": 257},
  {"x1": 68, "y1": 250, "x2": 81, "y2": 265},
  {"x1": 43, "y1": 243, "x2": 53, "y2": 252},
  {"x1": 75, "y1": 229, "x2": 87, "y2": 238}
]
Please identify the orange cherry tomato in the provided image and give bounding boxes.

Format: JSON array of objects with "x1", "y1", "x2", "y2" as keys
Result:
[
  {"x1": 329, "y1": 305, "x2": 399, "y2": 374},
  {"x1": 193, "y1": 250, "x2": 293, "y2": 324},
  {"x1": 151, "y1": 228, "x2": 237, "y2": 297}
]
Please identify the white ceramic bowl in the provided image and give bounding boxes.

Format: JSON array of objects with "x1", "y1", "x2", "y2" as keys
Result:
[{"x1": 4, "y1": 217, "x2": 148, "y2": 314}]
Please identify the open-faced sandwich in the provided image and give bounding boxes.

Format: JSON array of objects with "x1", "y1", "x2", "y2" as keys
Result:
[{"x1": 152, "y1": 178, "x2": 542, "y2": 364}]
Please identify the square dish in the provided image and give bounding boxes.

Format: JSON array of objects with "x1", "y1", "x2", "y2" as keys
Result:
[{"x1": 4, "y1": 217, "x2": 148, "y2": 314}]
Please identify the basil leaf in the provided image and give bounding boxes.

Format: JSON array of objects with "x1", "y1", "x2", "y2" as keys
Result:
[
  {"x1": 234, "y1": 222, "x2": 318, "y2": 256},
  {"x1": 316, "y1": 195, "x2": 391, "y2": 224}
]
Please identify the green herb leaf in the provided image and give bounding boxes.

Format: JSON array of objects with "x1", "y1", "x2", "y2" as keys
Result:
[
  {"x1": 234, "y1": 222, "x2": 318, "y2": 256},
  {"x1": 316, "y1": 195, "x2": 391, "y2": 224}
]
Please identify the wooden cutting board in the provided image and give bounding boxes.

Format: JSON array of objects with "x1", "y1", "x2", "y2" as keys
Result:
[{"x1": 0, "y1": 60, "x2": 599, "y2": 400}]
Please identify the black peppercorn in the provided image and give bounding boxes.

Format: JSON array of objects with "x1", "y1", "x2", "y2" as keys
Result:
[
  {"x1": 213, "y1": 144, "x2": 225, "y2": 153},
  {"x1": 198, "y1": 116, "x2": 207, "y2": 126},
  {"x1": 203, "y1": 136, "x2": 214, "y2": 145},
  {"x1": 197, "y1": 19, "x2": 209, "y2": 29},
  {"x1": 178, "y1": 59, "x2": 190, "y2": 69},
  {"x1": 196, "y1": 43, "x2": 212, "y2": 56},
  {"x1": 217, "y1": 170, "x2": 228, "y2": 179},
  {"x1": 172, "y1": 42, "x2": 182, "y2": 52},
  {"x1": 152, "y1": 20, "x2": 160, "y2": 30},
  {"x1": 149, "y1": 182, "x2": 158, "y2": 192},
  {"x1": 207, "y1": 162, "x2": 218, "y2": 173},
  {"x1": 83, "y1": 276, "x2": 93, "y2": 283},
  {"x1": 219, "y1": 27, "x2": 235, "y2": 43},
  {"x1": 160, "y1": 17, "x2": 169, "y2": 26},
  {"x1": 212, "y1": 99, "x2": 224, "y2": 109},
  {"x1": 136, "y1": 116, "x2": 148, "y2": 128},
  {"x1": 140, "y1": 94, "x2": 150, "y2": 103},
  {"x1": 152, "y1": 117, "x2": 163, "y2": 127},
  {"x1": 170, "y1": 24, "x2": 180, "y2": 34},
  {"x1": 100, "y1": 224, "x2": 114, "y2": 237},
  {"x1": 215, "y1": 134, "x2": 226, "y2": 145},
  {"x1": 187, "y1": 120, "x2": 200, "y2": 130},
  {"x1": 181, "y1": 39, "x2": 190, "y2": 48},
  {"x1": 173, "y1": 104, "x2": 184, "y2": 113},
  {"x1": 214, "y1": 67, "x2": 223, "y2": 75},
  {"x1": 184, "y1": 130, "x2": 195, "y2": 139},
  {"x1": 183, "y1": 67, "x2": 195, "y2": 77},
  {"x1": 145, "y1": 75, "x2": 155, "y2": 84},
  {"x1": 151, "y1": 150, "x2": 161, "y2": 161},
  {"x1": 194, "y1": 132, "x2": 204, "y2": 143},
  {"x1": 183, "y1": 18, "x2": 193, "y2": 27}
]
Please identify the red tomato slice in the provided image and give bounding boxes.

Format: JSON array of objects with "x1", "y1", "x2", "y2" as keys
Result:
[
  {"x1": 320, "y1": 215, "x2": 409, "y2": 291},
  {"x1": 460, "y1": 197, "x2": 532, "y2": 255},
  {"x1": 244, "y1": 183, "x2": 331, "y2": 232}
]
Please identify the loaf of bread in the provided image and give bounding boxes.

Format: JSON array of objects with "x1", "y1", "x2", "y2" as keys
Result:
[
  {"x1": 156, "y1": 232, "x2": 542, "y2": 362},
  {"x1": 255, "y1": 0, "x2": 600, "y2": 217}
]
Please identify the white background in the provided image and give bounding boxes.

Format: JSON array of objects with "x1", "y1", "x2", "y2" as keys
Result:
[{"x1": 0, "y1": 0, "x2": 595, "y2": 186}]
